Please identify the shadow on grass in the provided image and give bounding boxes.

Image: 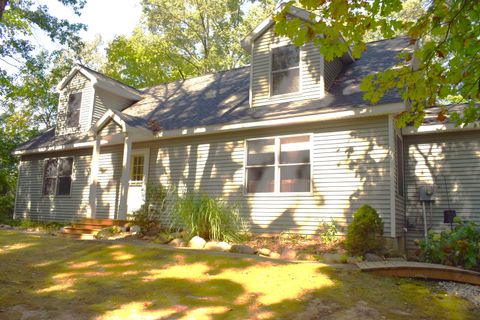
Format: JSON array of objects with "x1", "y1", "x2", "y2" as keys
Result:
[{"x1": 0, "y1": 231, "x2": 478, "y2": 320}]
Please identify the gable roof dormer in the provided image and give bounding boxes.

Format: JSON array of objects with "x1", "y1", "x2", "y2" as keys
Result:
[
  {"x1": 241, "y1": 6, "x2": 354, "y2": 108},
  {"x1": 55, "y1": 65, "x2": 142, "y2": 136}
]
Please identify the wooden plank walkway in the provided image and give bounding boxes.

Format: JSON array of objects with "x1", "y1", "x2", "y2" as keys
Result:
[{"x1": 357, "y1": 261, "x2": 480, "y2": 286}]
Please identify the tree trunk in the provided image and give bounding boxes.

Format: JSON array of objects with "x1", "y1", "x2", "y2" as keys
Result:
[{"x1": 0, "y1": 0, "x2": 8, "y2": 21}]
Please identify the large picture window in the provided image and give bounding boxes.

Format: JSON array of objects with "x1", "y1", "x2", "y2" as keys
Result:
[
  {"x1": 43, "y1": 157, "x2": 74, "y2": 196},
  {"x1": 271, "y1": 45, "x2": 300, "y2": 96},
  {"x1": 246, "y1": 135, "x2": 311, "y2": 193},
  {"x1": 66, "y1": 92, "x2": 82, "y2": 128}
]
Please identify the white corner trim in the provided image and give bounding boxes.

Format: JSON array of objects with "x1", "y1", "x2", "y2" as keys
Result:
[{"x1": 388, "y1": 114, "x2": 396, "y2": 238}]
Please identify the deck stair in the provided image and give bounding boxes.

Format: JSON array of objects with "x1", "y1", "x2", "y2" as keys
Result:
[
  {"x1": 357, "y1": 260, "x2": 480, "y2": 285},
  {"x1": 61, "y1": 218, "x2": 129, "y2": 240}
]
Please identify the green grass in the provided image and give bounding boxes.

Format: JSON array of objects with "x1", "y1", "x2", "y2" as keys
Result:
[{"x1": 0, "y1": 230, "x2": 478, "y2": 319}]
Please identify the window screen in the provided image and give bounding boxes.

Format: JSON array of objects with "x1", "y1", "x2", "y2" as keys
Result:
[
  {"x1": 271, "y1": 45, "x2": 300, "y2": 96},
  {"x1": 42, "y1": 157, "x2": 74, "y2": 196},
  {"x1": 245, "y1": 135, "x2": 311, "y2": 193},
  {"x1": 67, "y1": 92, "x2": 82, "y2": 128}
]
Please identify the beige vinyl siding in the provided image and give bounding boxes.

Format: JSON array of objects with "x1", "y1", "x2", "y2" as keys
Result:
[
  {"x1": 405, "y1": 131, "x2": 480, "y2": 249},
  {"x1": 99, "y1": 119, "x2": 123, "y2": 136},
  {"x1": 251, "y1": 25, "x2": 323, "y2": 107},
  {"x1": 14, "y1": 149, "x2": 92, "y2": 222},
  {"x1": 135, "y1": 116, "x2": 391, "y2": 235},
  {"x1": 92, "y1": 87, "x2": 135, "y2": 124},
  {"x1": 324, "y1": 57, "x2": 343, "y2": 91},
  {"x1": 56, "y1": 72, "x2": 94, "y2": 135},
  {"x1": 96, "y1": 145, "x2": 123, "y2": 219}
]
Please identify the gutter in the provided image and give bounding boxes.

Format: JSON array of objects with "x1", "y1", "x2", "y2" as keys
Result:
[{"x1": 13, "y1": 102, "x2": 405, "y2": 156}]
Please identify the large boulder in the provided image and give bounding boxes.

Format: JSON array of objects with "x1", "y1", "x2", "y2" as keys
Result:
[
  {"x1": 280, "y1": 248, "x2": 297, "y2": 260},
  {"x1": 230, "y1": 244, "x2": 256, "y2": 255},
  {"x1": 168, "y1": 238, "x2": 185, "y2": 247},
  {"x1": 217, "y1": 241, "x2": 232, "y2": 252},
  {"x1": 188, "y1": 236, "x2": 206, "y2": 249},
  {"x1": 257, "y1": 248, "x2": 271, "y2": 257}
]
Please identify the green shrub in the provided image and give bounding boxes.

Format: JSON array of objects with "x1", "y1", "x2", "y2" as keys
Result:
[
  {"x1": 128, "y1": 184, "x2": 175, "y2": 236},
  {"x1": 419, "y1": 218, "x2": 480, "y2": 271},
  {"x1": 171, "y1": 193, "x2": 246, "y2": 242},
  {"x1": 94, "y1": 226, "x2": 123, "y2": 240},
  {"x1": 345, "y1": 205, "x2": 384, "y2": 256},
  {"x1": 319, "y1": 219, "x2": 338, "y2": 247}
]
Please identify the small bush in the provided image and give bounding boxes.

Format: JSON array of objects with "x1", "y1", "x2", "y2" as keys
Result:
[
  {"x1": 128, "y1": 184, "x2": 176, "y2": 236},
  {"x1": 319, "y1": 219, "x2": 338, "y2": 247},
  {"x1": 171, "y1": 193, "x2": 246, "y2": 242},
  {"x1": 95, "y1": 226, "x2": 123, "y2": 240},
  {"x1": 419, "y1": 218, "x2": 480, "y2": 271},
  {"x1": 345, "y1": 205, "x2": 384, "y2": 256}
]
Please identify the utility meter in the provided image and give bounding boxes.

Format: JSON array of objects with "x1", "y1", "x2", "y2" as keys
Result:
[{"x1": 419, "y1": 185, "x2": 435, "y2": 201}]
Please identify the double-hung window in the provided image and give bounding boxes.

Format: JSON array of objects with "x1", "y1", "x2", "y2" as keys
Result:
[
  {"x1": 43, "y1": 157, "x2": 74, "y2": 196},
  {"x1": 245, "y1": 134, "x2": 311, "y2": 193},
  {"x1": 271, "y1": 44, "x2": 300, "y2": 96},
  {"x1": 67, "y1": 92, "x2": 82, "y2": 128}
]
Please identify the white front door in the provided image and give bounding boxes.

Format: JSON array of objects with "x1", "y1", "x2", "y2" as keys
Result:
[{"x1": 127, "y1": 149, "x2": 149, "y2": 214}]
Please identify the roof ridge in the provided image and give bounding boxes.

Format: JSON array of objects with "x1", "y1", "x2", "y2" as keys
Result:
[
  {"x1": 365, "y1": 35, "x2": 410, "y2": 45},
  {"x1": 76, "y1": 63, "x2": 141, "y2": 93},
  {"x1": 142, "y1": 65, "x2": 250, "y2": 91}
]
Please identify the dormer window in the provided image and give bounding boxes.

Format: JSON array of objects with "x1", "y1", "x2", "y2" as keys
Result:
[
  {"x1": 271, "y1": 45, "x2": 300, "y2": 96},
  {"x1": 67, "y1": 92, "x2": 82, "y2": 127}
]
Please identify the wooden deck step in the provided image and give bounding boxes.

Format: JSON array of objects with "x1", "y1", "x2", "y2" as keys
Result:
[
  {"x1": 60, "y1": 219, "x2": 128, "y2": 239},
  {"x1": 357, "y1": 260, "x2": 480, "y2": 286}
]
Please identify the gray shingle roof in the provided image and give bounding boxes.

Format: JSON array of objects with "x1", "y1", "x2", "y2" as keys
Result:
[
  {"x1": 122, "y1": 36, "x2": 411, "y2": 130},
  {"x1": 16, "y1": 37, "x2": 411, "y2": 153}
]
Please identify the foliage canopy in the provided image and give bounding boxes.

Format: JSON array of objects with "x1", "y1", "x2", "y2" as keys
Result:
[{"x1": 274, "y1": 0, "x2": 480, "y2": 127}]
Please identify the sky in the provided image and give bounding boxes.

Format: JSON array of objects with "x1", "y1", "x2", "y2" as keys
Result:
[{"x1": 34, "y1": 0, "x2": 142, "y2": 52}]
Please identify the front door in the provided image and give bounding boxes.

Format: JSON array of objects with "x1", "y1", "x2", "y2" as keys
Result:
[{"x1": 127, "y1": 149, "x2": 149, "y2": 214}]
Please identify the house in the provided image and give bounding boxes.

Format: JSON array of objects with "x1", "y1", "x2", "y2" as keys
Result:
[{"x1": 13, "y1": 7, "x2": 480, "y2": 251}]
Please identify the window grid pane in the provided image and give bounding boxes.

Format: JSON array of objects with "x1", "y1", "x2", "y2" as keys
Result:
[
  {"x1": 246, "y1": 135, "x2": 311, "y2": 193},
  {"x1": 131, "y1": 156, "x2": 145, "y2": 181},
  {"x1": 43, "y1": 157, "x2": 73, "y2": 196}
]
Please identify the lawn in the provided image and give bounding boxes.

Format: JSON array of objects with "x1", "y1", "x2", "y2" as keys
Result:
[{"x1": 0, "y1": 230, "x2": 478, "y2": 320}]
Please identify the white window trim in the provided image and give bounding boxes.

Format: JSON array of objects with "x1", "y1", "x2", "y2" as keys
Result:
[
  {"x1": 66, "y1": 91, "x2": 83, "y2": 129},
  {"x1": 129, "y1": 148, "x2": 150, "y2": 188},
  {"x1": 243, "y1": 133, "x2": 313, "y2": 196},
  {"x1": 268, "y1": 44, "x2": 303, "y2": 99},
  {"x1": 41, "y1": 156, "x2": 75, "y2": 198}
]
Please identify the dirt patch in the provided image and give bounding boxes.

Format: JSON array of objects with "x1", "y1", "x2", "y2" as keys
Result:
[
  {"x1": 242, "y1": 234, "x2": 343, "y2": 260},
  {"x1": 296, "y1": 299, "x2": 387, "y2": 320}
]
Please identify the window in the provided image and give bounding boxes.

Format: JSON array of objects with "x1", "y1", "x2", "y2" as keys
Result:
[
  {"x1": 271, "y1": 45, "x2": 300, "y2": 96},
  {"x1": 246, "y1": 135, "x2": 311, "y2": 193},
  {"x1": 131, "y1": 155, "x2": 145, "y2": 182},
  {"x1": 396, "y1": 135, "x2": 404, "y2": 196},
  {"x1": 66, "y1": 92, "x2": 82, "y2": 127},
  {"x1": 43, "y1": 157, "x2": 74, "y2": 196}
]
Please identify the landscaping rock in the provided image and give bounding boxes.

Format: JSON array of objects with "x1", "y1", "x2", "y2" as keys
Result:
[
  {"x1": 188, "y1": 236, "x2": 206, "y2": 249},
  {"x1": 257, "y1": 248, "x2": 271, "y2": 257},
  {"x1": 204, "y1": 241, "x2": 222, "y2": 251},
  {"x1": 364, "y1": 253, "x2": 384, "y2": 262},
  {"x1": 230, "y1": 244, "x2": 256, "y2": 255},
  {"x1": 217, "y1": 241, "x2": 232, "y2": 252},
  {"x1": 130, "y1": 225, "x2": 141, "y2": 233},
  {"x1": 0, "y1": 224, "x2": 13, "y2": 229},
  {"x1": 322, "y1": 253, "x2": 342, "y2": 263},
  {"x1": 168, "y1": 238, "x2": 185, "y2": 247},
  {"x1": 270, "y1": 252, "x2": 281, "y2": 259},
  {"x1": 280, "y1": 248, "x2": 297, "y2": 260}
]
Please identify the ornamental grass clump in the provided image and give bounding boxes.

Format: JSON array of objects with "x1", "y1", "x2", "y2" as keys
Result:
[
  {"x1": 345, "y1": 204, "x2": 384, "y2": 256},
  {"x1": 171, "y1": 193, "x2": 246, "y2": 242},
  {"x1": 419, "y1": 218, "x2": 480, "y2": 271}
]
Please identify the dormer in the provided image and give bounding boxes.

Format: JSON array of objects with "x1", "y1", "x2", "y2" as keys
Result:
[
  {"x1": 55, "y1": 65, "x2": 142, "y2": 136},
  {"x1": 241, "y1": 6, "x2": 354, "y2": 107}
]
